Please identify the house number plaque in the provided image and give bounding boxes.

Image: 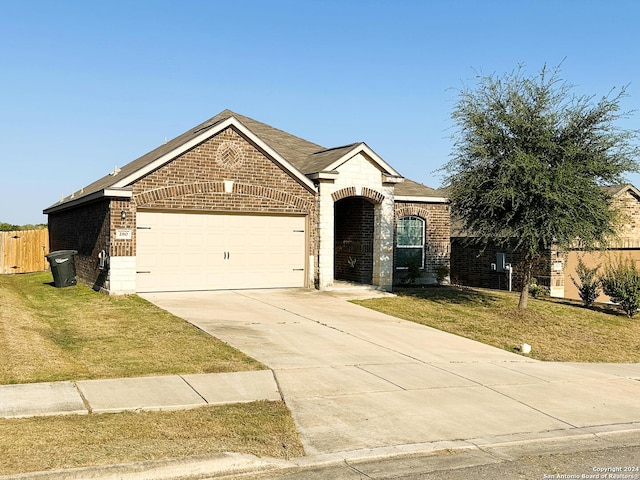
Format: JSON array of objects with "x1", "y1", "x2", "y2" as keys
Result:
[{"x1": 115, "y1": 229, "x2": 132, "y2": 240}]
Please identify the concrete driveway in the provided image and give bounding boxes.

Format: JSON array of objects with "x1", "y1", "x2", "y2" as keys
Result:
[{"x1": 141, "y1": 289, "x2": 640, "y2": 456}]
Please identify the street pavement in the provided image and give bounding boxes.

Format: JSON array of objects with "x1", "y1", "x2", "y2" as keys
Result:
[{"x1": 233, "y1": 431, "x2": 640, "y2": 480}]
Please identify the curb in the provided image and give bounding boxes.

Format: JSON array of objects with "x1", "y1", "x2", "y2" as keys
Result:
[
  {"x1": 3, "y1": 423, "x2": 640, "y2": 480},
  {"x1": 0, "y1": 453, "x2": 291, "y2": 480}
]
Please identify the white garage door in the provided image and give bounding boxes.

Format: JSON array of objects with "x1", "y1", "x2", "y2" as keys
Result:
[{"x1": 136, "y1": 211, "x2": 306, "y2": 292}]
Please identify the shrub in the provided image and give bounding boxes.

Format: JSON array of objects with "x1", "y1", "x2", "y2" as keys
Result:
[
  {"x1": 403, "y1": 261, "x2": 422, "y2": 285},
  {"x1": 0, "y1": 222, "x2": 47, "y2": 231},
  {"x1": 435, "y1": 264, "x2": 450, "y2": 284},
  {"x1": 570, "y1": 257, "x2": 601, "y2": 307},
  {"x1": 528, "y1": 278, "x2": 548, "y2": 298},
  {"x1": 600, "y1": 257, "x2": 640, "y2": 318}
]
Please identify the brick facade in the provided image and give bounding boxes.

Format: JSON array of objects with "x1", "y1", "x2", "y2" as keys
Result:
[
  {"x1": 611, "y1": 189, "x2": 640, "y2": 248},
  {"x1": 46, "y1": 113, "x2": 450, "y2": 294},
  {"x1": 450, "y1": 239, "x2": 551, "y2": 292},
  {"x1": 48, "y1": 200, "x2": 111, "y2": 290},
  {"x1": 451, "y1": 187, "x2": 640, "y2": 298},
  {"x1": 49, "y1": 127, "x2": 318, "y2": 293},
  {"x1": 334, "y1": 197, "x2": 375, "y2": 283},
  {"x1": 561, "y1": 187, "x2": 640, "y2": 301},
  {"x1": 393, "y1": 201, "x2": 451, "y2": 285},
  {"x1": 132, "y1": 128, "x2": 315, "y2": 217}
]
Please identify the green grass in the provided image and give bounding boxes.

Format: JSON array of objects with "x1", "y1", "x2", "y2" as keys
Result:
[
  {"x1": 0, "y1": 272, "x2": 264, "y2": 383},
  {"x1": 353, "y1": 287, "x2": 640, "y2": 362}
]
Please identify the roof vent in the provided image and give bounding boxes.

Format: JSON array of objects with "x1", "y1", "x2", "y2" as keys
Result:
[{"x1": 110, "y1": 165, "x2": 121, "y2": 176}]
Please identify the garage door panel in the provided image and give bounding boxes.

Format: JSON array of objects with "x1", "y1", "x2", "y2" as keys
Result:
[{"x1": 136, "y1": 212, "x2": 306, "y2": 292}]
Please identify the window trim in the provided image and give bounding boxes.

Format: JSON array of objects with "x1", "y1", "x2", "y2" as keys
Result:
[{"x1": 396, "y1": 215, "x2": 425, "y2": 269}]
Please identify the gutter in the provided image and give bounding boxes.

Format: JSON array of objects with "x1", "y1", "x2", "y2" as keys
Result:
[{"x1": 43, "y1": 188, "x2": 133, "y2": 215}]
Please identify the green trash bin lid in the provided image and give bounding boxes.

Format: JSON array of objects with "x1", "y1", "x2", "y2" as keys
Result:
[{"x1": 45, "y1": 250, "x2": 78, "y2": 261}]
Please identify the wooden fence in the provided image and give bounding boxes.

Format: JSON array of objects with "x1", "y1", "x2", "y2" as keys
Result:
[{"x1": 0, "y1": 229, "x2": 49, "y2": 274}]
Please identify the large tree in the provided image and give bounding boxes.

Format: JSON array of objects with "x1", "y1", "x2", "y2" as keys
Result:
[{"x1": 444, "y1": 65, "x2": 640, "y2": 309}]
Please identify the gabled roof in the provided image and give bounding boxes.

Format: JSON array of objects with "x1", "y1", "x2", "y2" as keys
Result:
[
  {"x1": 211, "y1": 110, "x2": 325, "y2": 168},
  {"x1": 45, "y1": 111, "x2": 321, "y2": 213},
  {"x1": 295, "y1": 143, "x2": 360, "y2": 174},
  {"x1": 605, "y1": 183, "x2": 640, "y2": 199},
  {"x1": 44, "y1": 109, "x2": 443, "y2": 214}
]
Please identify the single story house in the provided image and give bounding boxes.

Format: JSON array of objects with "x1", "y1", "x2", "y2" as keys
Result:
[
  {"x1": 450, "y1": 184, "x2": 640, "y2": 302},
  {"x1": 44, "y1": 110, "x2": 450, "y2": 294}
]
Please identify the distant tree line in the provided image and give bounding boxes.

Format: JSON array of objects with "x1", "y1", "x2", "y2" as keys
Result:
[{"x1": 0, "y1": 222, "x2": 47, "y2": 232}]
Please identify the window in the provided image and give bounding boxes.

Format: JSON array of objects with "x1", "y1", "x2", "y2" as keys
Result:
[{"x1": 396, "y1": 216, "x2": 425, "y2": 268}]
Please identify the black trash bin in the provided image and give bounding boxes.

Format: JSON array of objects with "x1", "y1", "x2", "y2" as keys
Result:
[{"x1": 45, "y1": 250, "x2": 78, "y2": 288}]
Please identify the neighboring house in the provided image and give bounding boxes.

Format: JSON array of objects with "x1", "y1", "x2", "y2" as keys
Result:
[
  {"x1": 44, "y1": 110, "x2": 450, "y2": 294},
  {"x1": 450, "y1": 184, "x2": 640, "y2": 302},
  {"x1": 562, "y1": 184, "x2": 640, "y2": 302}
]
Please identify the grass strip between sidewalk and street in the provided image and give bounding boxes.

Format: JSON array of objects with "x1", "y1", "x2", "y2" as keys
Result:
[
  {"x1": 353, "y1": 286, "x2": 640, "y2": 363},
  {"x1": 0, "y1": 401, "x2": 304, "y2": 476}
]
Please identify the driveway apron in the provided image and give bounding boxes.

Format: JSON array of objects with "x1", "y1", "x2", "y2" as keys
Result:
[{"x1": 140, "y1": 289, "x2": 640, "y2": 456}]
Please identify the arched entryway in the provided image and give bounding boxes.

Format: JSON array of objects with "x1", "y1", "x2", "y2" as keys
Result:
[{"x1": 334, "y1": 197, "x2": 375, "y2": 284}]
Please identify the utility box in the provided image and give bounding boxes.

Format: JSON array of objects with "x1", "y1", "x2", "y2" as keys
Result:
[{"x1": 495, "y1": 253, "x2": 506, "y2": 273}]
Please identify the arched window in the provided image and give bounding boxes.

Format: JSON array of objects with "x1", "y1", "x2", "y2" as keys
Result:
[{"x1": 396, "y1": 215, "x2": 425, "y2": 268}]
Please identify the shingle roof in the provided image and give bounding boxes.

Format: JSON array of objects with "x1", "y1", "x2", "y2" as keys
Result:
[
  {"x1": 45, "y1": 109, "x2": 444, "y2": 212},
  {"x1": 294, "y1": 143, "x2": 362, "y2": 174},
  {"x1": 604, "y1": 183, "x2": 640, "y2": 198},
  {"x1": 214, "y1": 110, "x2": 326, "y2": 170},
  {"x1": 395, "y1": 178, "x2": 445, "y2": 198}
]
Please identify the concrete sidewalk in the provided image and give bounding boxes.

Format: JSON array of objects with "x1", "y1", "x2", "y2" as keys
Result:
[{"x1": 0, "y1": 370, "x2": 281, "y2": 418}]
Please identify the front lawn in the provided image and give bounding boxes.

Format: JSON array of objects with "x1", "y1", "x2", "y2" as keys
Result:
[
  {"x1": 0, "y1": 272, "x2": 263, "y2": 384},
  {"x1": 353, "y1": 287, "x2": 640, "y2": 362},
  {"x1": 0, "y1": 272, "x2": 304, "y2": 475}
]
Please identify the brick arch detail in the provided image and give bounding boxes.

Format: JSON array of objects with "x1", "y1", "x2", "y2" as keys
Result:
[
  {"x1": 134, "y1": 181, "x2": 225, "y2": 206},
  {"x1": 395, "y1": 204, "x2": 432, "y2": 221},
  {"x1": 232, "y1": 183, "x2": 312, "y2": 210},
  {"x1": 134, "y1": 181, "x2": 311, "y2": 210},
  {"x1": 331, "y1": 187, "x2": 385, "y2": 204},
  {"x1": 332, "y1": 187, "x2": 356, "y2": 202},
  {"x1": 361, "y1": 187, "x2": 385, "y2": 204}
]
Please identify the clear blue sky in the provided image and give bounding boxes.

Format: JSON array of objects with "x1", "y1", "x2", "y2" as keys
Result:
[{"x1": 1, "y1": 0, "x2": 639, "y2": 225}]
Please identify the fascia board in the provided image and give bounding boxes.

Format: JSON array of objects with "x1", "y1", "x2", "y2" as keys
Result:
[
  {"x1": 307, "y1": 171, "x2": 340, "y2": 180},
  {"x1": 383, "y1": 174, "x2": 404, "y2": 184},
  {"x1": 395, "y1": 195, "x2": 449, "y2": 204},
  {"x1": 112, "y1": 117, "x2": 316, "y2": 193},
  {"x1": 325, "y1": 143, "x2": 401, "y2": 177},
  {"x1": 44, "y1": 188, "x2": 133, "y2": 214}
]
